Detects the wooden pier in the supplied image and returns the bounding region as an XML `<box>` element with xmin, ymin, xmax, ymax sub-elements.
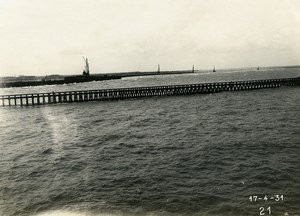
<box><xmin>0</xmin><ymin>77</ymin><xmax>299</xmax><ymax>107</ymax></box>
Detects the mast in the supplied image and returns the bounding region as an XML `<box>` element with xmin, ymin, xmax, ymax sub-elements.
<box><xmin>158</xmin><ymin>64</ymin><xmax>160</xmax><ymax>73</ymax></box>
<box><xmin>192</xmin><ymin>65</ymin><xmax>195</xmax><ymax>73</ymax></box>
<box><xmin>85</xmin><ymin>58</ymin><xmax>89</xmax><ymax>75</ymax></box>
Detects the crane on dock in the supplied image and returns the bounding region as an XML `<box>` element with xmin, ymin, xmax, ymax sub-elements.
<box><xmin>82</xmin><ymin>56</ymin><xmax>90</xmax><ymax>77</ymax></box>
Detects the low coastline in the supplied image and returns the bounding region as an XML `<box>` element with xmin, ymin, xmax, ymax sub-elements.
<box><xmin>0</xmin><ymin>70</ymin><xmax>194</xmax><ymax>88</ymax></box>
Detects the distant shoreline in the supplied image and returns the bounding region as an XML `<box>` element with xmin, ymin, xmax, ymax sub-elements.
<box><xmin>0</xmin><ymin>70</ymin><xmax>193</xmax><ymax>88</ymax></box>
<box><xmin>1</xmin><ymin>65</ymin><xmax>299</xmax><ymax>88</ymax></box>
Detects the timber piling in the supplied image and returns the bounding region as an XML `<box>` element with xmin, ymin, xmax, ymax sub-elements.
<box><xmin>0</xmin><ymin>77</ymin><xmax>299</xmax><ymax>107</ymax></box>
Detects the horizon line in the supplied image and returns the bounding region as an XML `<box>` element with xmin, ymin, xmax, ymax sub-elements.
<box><xmin>1</xmin><ymin>64</ymin><xmax>300</xmax><ymax>78</ymax></box>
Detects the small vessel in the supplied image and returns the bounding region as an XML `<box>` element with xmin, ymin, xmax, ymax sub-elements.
<box><xmin>257</xmin><ymin>66</ymin><xmax>260</xmax><ymax>70</ymax></box>
<box><xmin>192</xmin><ymin>65</ymin><xmax>195</xmax><ymax>73</ymax></box>
<box><xmin>157</xmin><ymin>64</ymin><xmax>160</xmax><ymax>74</ymax></box>
<box><xmin>213</xmin><ymin>66</ymin><xmax>216</xmax><ymax>72</ymax></box>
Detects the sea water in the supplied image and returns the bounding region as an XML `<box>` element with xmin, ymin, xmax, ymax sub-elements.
<box><xmin>0</xmin><ymin>68</ymin><xmax>299</xmax><ymax>216</ymax></box>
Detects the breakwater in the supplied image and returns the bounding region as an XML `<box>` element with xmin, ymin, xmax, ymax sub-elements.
<box><xmin>1</xmin><ymin>77</ymin><xmax>299</xmax><ymax>106</ymax></box>
<box><xmin>0</xmin><ymin>71</ymin><xmax>192</xmax><ymax>88</ymax></box>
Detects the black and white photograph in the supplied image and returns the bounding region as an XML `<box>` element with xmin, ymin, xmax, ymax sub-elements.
<box><xmin>0</xmin><ymin>0</ymin><xmax>299</xmax><ymax>215</ymax></box>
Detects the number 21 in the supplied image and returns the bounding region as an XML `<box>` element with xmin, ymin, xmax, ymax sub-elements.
<box><xmin>259</xmin><ymin>206</ymin><xmax>271</xmax><ymax>215</ymax></box>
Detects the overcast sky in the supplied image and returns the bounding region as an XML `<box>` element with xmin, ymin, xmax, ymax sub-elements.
<box><xmin>0</xmin><ymin>0</ymin><xmax>299</xmax><ymax>76</ymax></box>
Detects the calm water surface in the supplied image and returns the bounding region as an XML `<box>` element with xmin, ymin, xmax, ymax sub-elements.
<box><xmin>0</xmin><ymin>69</ymin><xmax>299</xmax><ymax>216</ymax></box>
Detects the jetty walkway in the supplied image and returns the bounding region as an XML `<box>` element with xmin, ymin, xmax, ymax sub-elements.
<box><xmin>0</xmin><ymin>77</ymin><xmax>299</xmax><ymax>107</ymax></box>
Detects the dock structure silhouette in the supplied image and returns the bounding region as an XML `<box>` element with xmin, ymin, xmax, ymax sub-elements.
<box><xmin>0</xmin><ymin>77</ymin><xmax>299</xmax><ymax>107</ymax></box>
